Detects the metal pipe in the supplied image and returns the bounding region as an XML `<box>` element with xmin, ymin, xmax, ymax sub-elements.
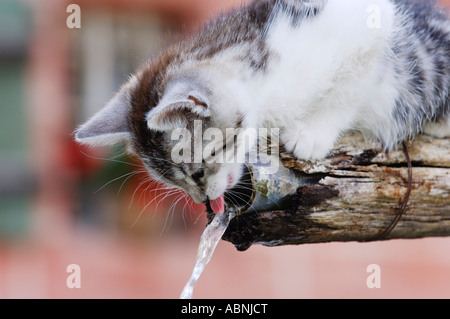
<box><xmin>224</xmin><ymin>154</ymin><xmax>319</xmax><ymax>215</ymax></box>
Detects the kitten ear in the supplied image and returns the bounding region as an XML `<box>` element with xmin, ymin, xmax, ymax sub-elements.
<box><xmin>147</xmin><ymin>95</ymin><xmax>211</xmax><ymax>131</ymax></box>
<box><xmin>75</xmin><ymin>84</ymin><xmax>132</xmax><ymax>146</ymax></box>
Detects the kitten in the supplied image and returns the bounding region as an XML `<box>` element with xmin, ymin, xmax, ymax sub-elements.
<box><xmin>75</xmin><ymin>0</ymin><xmax>449</xmax><ymax>214</ymax></box>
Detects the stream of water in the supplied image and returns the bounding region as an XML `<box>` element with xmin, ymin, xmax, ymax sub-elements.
<box><xmin>180</xmin><ymin>210</ymin><xmax>235</xmax><ymax>299</ymax></box>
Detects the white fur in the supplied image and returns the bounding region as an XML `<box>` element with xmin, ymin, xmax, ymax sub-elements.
<box><xmin>261</xmin><ymin>0</ymin><xmax>397</xmax><ymax>159</ymax></box>
<box><xmin>203</xmin><ymin>0</ymin><xmax>408</xmax><ymax>159</ymax></box>
<box><xmin>423</xmin><ymin>116</ymin><xmax>450</xmax><ymax>138</ymax></box>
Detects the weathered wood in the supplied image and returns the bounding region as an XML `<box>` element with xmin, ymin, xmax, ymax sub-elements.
<box><xmin>221</xmin><ymin>132</ymin><xmax>450</xmax><ymax>251</ymax></box>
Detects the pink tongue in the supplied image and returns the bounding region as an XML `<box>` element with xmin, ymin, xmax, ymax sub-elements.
<box><xmin>210</xmin><ymin>194</ymin><xmax>225</xmax><ymax>215</ymax></box>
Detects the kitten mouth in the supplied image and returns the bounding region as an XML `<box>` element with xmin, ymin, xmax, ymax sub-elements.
<box><xmin>209</xmin><ymin>175</ymin><xmax>234</xmax><ymax>214</ymax></box>
<box><xmin>209</xmin><ymin>194</ymin><xmax>225</xmax><ymax>215</ymax></box>
<box><xmin>207</xmin><ymin>175</ymin><xmax>234</xmax><ymax>214</ymax></box>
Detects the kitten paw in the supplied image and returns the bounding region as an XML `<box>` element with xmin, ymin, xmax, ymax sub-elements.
<box><xmin>281</xmin><ymin>129</ymin><xmax>335</xmax><ymax>161</ymax></box>
<box><xmin>423</xmin><ymin>116</ymin><xmax>450</xmax><ymax>138</ymax></box>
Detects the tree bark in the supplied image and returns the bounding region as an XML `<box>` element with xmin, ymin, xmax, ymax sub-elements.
<box><xmin>221</xmin><ymin>132</ymin><xmax>450</xmax><ymax>251</ymax></box>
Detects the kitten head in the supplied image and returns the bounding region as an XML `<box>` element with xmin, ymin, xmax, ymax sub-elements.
<box><xmin>75</xmin><ymin>62</ymin><xmax>255</xmax><ymax>208</ymax></box>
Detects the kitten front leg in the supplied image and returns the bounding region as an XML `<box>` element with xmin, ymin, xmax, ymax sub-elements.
<box><xmin>423</xmin><ymin>116</ymin><xmax>450</xmax><ymax>138</ymax></box>
<box><xmin>281</xmin><ymin>115</ymin><xmax>352</xmax><ymax>160</ymax></box>
<box><xmin>281</xmin><ymin>126</ymin><xmax>335</xmax><ymax>160</ymax></box>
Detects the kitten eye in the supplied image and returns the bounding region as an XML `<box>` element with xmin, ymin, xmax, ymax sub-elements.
<box><xmin>191</xmin><ymin>169</ymin><xmax>205</xmax><ymax>183</ymax></box>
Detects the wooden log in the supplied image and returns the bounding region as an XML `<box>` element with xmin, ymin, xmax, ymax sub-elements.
<box><xmin>221</xmin><ymin>132</ymin><xmax>450</xmax><ymax>251</ymax></box>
